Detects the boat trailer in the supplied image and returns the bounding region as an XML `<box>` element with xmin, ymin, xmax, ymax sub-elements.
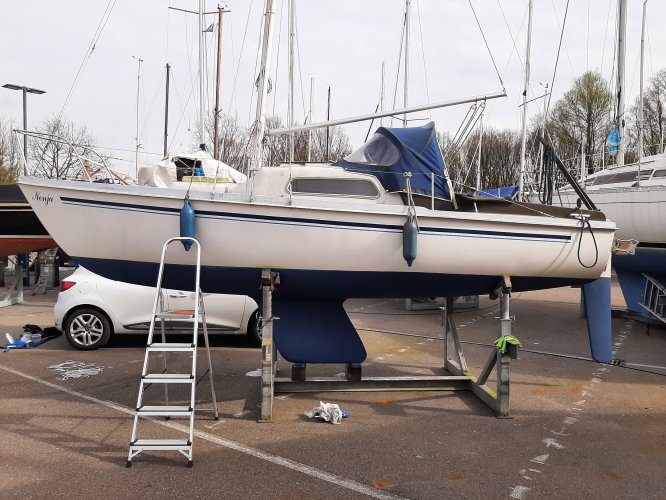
<box><xmin>258</xmin><ymin>270</ymin><xmax>518</xmax><ymax>421</ymax></box>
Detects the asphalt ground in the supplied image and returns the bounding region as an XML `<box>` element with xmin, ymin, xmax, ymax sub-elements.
<box><xmin>0</xmin><ymin>279</ymin><xmax>664</xmax><ymax>499</ymax></box>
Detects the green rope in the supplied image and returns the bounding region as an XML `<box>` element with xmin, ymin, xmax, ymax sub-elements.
<box><xmin>494</xmin><ymin>335</ymin><xmax>522</xmax><ymax>353</ymax></box>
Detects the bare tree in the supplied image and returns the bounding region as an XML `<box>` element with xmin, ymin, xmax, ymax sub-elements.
<box><xmin>627</xmin><ymin>68</ymin><xmax>666</xmax><ymax>157</ymax></box>
<box><xmin>547</xmin><ymin>71</ymin><xmax>613</xmax><ymax>173</ymax></box>
<box><xmin>30</xmin><ymin>116</ymin><xmax>98</xmax><ymax>179</ymax></box>
<box><xmin>0</xmin><ymin>117</ymin><xmax>20</xmax><ymax>184</ymax></box>
<box><xmin>439</xmin><ymin>127</ymin><xmax>520</xmax><ymax>191</ymax></box>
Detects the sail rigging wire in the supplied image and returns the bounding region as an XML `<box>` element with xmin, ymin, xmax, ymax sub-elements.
<box><xmin>227</xmin><ymin>0</ymin><xmax>256</xmax><ymax>117</ymax></box>
<box><xmin>599</xmin><ymin>0</ymin><xmax>614</xmax><ymax>77</ymax></box>
<box><xmin>391</xmin><ymin>4</ymin><xmax>407</xmax><ymax>124</ymax></box>
<box><xmin>543</xmin><ymin>0</ymin><xmax>570</xmax><ymax>127</ymax></box>
<box><xmin>183</xmin><ymin>14</ymin><xmax>199</xmax><ymax>130</ymax></box>
<box><xmin>140</xmin><ymin>71</ymin><xmax>166</xmax><ymax>142</ymax></box>
<box><xmin>415</xmin><ymin>0</ymin><xmax>431</xmax><ymax>119</ymax></box>
<box><xmin>59</xmin><ymin>0</ymin><xmax>118</xmax><ymax>119</ymax></box>
<box><xmin>467</xmin><ymin>0</ymin><xmax>505</xmax><ymax>89</ymax></box>
<box><xmin>168</xmin><ymin>69</ymin><xmax>195</xmax><ymax>154</ymax></box>
<box><xmin>496</xmin><ymin>0</ymin><xmax>526</xmax><ymax>72</ymax></box>
<box><xmin>270</xmin><ymin>0</ymin><xmax>285</xmax><ymax>119</ymax></box>
<box><xmin>295</xmin><ymin>9</ymin><xmax>308</xmax><ymax>125</ymax></box>
<box><xmin>549</xmin><ymin>0</ymin><xmax>576</xmax><ymax>79</ymax></box>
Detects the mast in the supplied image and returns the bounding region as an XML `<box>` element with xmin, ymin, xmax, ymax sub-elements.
<box><xmin>518</xmin><ymin>0</ymin><xmax>532</xmax><ymax>198</ymax></box>
<box><xmin>213</xmin><ymin>7</ymin><xmax>228</xmax><ymax>160</ymax></box>
<box><xmin>134</xmin><ymin>56</ymin><xmax>143</xmax><ymax>178</ymax></box>
<box><xmin>163</xmin><ymin>63</ymin><xmax>170</xmax><ymax>158</ymax></box>
<box><xmin>403</xmin><ymin>0</ymin><xmax>410</xmax><ymax>127</ymax></box>
<box><xmin>616</xmin><ymin>0</ymin><xmax>627</xmax><ymax>166</ymax></box>
<box><xmin>638</xmin><ymin>0</ymin><xmax>647</xmax><ymax>185</ymax></box>
<box><xmin>307</xmin><ymin>76</ymin><xmax>313</xmax><ymax>162</ymax></box>
<box><xmin>477</xmin><ymin>111</ymin><xmax>483</xmax><ymax>190</ymax></box>
<box><xmin>249</xmin><ymin>0</ymin><xmax>277</xmax><ymax>172</ymax></box>
<box><xmin>326</xmin><ymin>85</ymin><xmax>331</xmax><ymax>161</ymax></box>
<box><xmin>380</xmin><ymin>61</ymin><xmax>385</xmax><ymax>128</ymax></box>
<box><xmin>288</xmin><ymin>0</ymin><xmax>295</xmax><ymax>163</ymax></box>
<box><xmin>198</xmin><ymin>0</ymin><xmax>205</xmax><ymax>148</ymax></box>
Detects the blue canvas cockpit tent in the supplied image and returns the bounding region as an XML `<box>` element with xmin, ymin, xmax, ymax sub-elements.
<box><xmin>474</xmin><ymin>186</ymin><xmax>519</xmax><ymax>200</ymax></box>
<box><xmin>335</xmin><ymin>122</ymin><xmax>453</xmax><ymax>200</ymax></box>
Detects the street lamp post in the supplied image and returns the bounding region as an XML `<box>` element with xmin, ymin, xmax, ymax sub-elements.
<box><xmin>2</xmin><ymin>83</ymin><xmax>46</xmax><ymax>175</ymax></box>
<box><xmin>3</xmin><ymin>83</ymin><xmax>45</xmax><ymax>286</ymax></box>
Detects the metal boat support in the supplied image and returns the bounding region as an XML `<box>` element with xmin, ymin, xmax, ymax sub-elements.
<box><xmin>259</xmin><ymin>269</ymin><xmax>279</xmax><ymax>422</ymax></box>
<box><xmin>0</xmin><ymin>256</ymin><xmax>24</xmax><ymax>308</ymax></box>
<box><xmin>260</xmin><ymin>273</ymin><xmax>518</xmax><ymax>419</ymax></box>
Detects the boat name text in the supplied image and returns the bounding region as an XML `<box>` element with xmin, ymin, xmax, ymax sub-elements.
<box><xmin>32</xmin><ymin>192</ymin><xmax>54</xmax><ymax>206</ymax></box>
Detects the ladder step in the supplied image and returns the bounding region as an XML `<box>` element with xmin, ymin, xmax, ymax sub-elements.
<box><xmin>156</xmin><ymin>310</ymin><xmax>198</xmax><ymax>319</ymax></box>
<box><xmin>137</xmin><ymin>405</ymin><xmax>193</xmax><ymax>416</ymax></box>
<box><xmin>147</xmin><ymin>343</ymin><xmax>196</xmax><ymax>352</ymax></box>
<box><xmin>130</xmin><ymin>439</ymin><xmax>191</xmax><ymax>450</ymax></box>
<box><xmin>142</xmin><ymin>373</ymin><xmax>194</xmax><ymax>384</ymax></box>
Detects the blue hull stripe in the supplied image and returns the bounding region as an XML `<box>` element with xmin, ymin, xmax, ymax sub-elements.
<box><xmin>61</xmin><ymin>195</ymin><xmax>571</xmax><ymax>243</ymax></box>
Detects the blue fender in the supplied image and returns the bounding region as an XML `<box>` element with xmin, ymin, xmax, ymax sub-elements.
<box><xmin>403</xmin><ymin>219</ymin><xmax>418</xmax><ymax>267</ymax></box>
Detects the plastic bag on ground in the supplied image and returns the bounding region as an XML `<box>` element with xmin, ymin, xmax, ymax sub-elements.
<box><xmin>304</xmin><ymin>401</ymin><xmax>346</xmax><ymax>424</ymax></box>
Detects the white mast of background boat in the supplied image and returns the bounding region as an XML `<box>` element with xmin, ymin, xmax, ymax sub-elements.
<box><xmin>198</xmin><ymin>0</ymin><xmax>205</xmax><ymax>148</ymax></box>
<box><xmin>517</xmin><ymin>0</ymin><xmax>533</xmax><ymax>198</ymax></box>
<box><xmin>637</xmin><ymin>0</ymin><xmax>648</xmax><ymax>185</ymax></box>
<box><xmin>615</xmin><ymin>0</ymin><xmax>627</xmax><ymax>167</ymax></box>
<box><xmin>403</xmin><ymin>0</ymin><xmax>410</xmax><ymax>127</ymax></box>
<box><xmin>249</xmin><ymin>0</ymin><xmax>277</xmax><ymax>172</ymax></box>
<box><xmin>288</xmin><ymin>0</ymin><xmax>295</xmax><ymax>163</ymax></box>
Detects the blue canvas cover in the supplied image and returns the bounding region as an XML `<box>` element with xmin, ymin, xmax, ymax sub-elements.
<box><xmin>475</xmin><ymin>186</ymin><xmax>519</xmax><ymax>200</ymax></box>
<box><xmin>334</xmin><ymin>122</ymin><xmax>451</xmax><ymax>200</ymax></box>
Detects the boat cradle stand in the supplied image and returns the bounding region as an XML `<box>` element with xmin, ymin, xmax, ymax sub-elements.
<box><xmin>259</xmin><ymin>271</ymin><xmax>518</xmax><ymax>421</ymax></box>
<box><xmin>0</xmin><ymin>255</ymin><xmax>24</xmax><ymax>308</ymax></box>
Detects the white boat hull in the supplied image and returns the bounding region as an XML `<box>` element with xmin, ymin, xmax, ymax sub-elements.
<box><xmin>19</xmin><ymin>178</ymin><xmax>616</xmax><ymax>299</ymax></box>
<box><xmin>556</xmin><ymin>186</ymin><xmax>666</xmax><ymax>245</ymax></box>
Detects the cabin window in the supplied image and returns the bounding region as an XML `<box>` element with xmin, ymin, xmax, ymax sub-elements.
<box><xmin>289</xmin><ymin>178</ymin><xmax>380</xmax><ymax>197</ymax></box>
<box><xmin>343</xmin><ymin>133</ymin><xmax>400</xmax><ymax>166</ymax></box>
<box><xmin>637</xmin><ymin>169</ymin><xmax>653</xmax><ymax>180</ymax></box>
<box><xmin>652</xmin><ymin>169</ymin><xmax>666</xmax><ymax>178</ymax></box>
<box><xmin>592</xmin><ymin>171</ymin><xmax>639</xmax><ymax>185</ymax></box>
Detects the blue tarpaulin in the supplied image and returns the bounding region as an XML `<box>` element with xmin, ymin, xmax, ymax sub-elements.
<box><xmin>607</xmin><ymin>127</ymin><xmax>621</xmax><ymax>156</ymax></box>
<box><xmin>475</xmin><ymin>186</ymin><xmax>519</xmax><ymax>199</ymax></box>
<box><xmin>334</xmin><ymin>122</ymin><xmax>451</xmax><ymax>200</ymax></box>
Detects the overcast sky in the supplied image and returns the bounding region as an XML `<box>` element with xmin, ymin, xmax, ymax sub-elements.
<box><xmin>2</xmin><ymin>0</ymin><xmax>665</xmax><ymax>176</ymax></box>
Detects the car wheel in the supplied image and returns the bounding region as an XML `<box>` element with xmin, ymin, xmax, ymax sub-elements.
<box><xmin>246</xmin><ymin>309</ymin><xmax>261</xmax><ymax>346</ymax></box>
<box><xmin>64</xmin><ymin>307</ymin><xmax>112</xmax><ymax>350</ymax></box>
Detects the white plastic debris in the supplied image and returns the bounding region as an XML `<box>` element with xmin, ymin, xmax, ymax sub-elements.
<box><xmin>304</xmin><ymin>401</ymin><xmax>344</xmax><ymax>425</ymax></box>
<box><xmin>48</xmin><ymin>360</ymin><xmax>105</xmax><ymax>380</ymax></box>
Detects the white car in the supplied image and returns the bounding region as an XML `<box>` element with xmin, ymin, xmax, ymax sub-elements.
<box><xmin>54</xmin><ymin>267</ymin><xmax>260</xmax><ymax>350</ymax></box>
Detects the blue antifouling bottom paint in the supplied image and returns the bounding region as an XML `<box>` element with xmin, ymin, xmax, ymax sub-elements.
<box><xmin>582</xmin><ymin>277</ymin><xmax>613</xmax><ymax>364</ymax></box>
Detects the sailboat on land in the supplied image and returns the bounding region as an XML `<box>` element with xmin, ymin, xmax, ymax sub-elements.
<box><xmin>19</xmin><ymin>0</ymin><xmax>617</xmax><ymax>362</ymax></box>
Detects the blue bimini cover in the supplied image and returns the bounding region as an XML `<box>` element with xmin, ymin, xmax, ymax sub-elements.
<box><xmin>334</xmin><ymin>121</ymin><xmax>451</xmax><ymax>200</ymax></box>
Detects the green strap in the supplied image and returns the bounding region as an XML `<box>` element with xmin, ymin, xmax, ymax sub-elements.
<box><xmin>494</xmin><ymin>335</ymin><xmax>522</xmax><ymax>353</ymax></box>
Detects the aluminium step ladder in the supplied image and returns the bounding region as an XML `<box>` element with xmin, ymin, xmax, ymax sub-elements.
<box><xmin>639</xmin><ymin>273</ymin><xmax>666</xmax><ymax>325</ymax></box>
<box><xmin>33</xmin><ymin>248</ymin><xmax>58</xmax><ymax>295</ymax></box>
<box><xmin>127</xmin><ymin>237</ymin><xmax>218</xmax><ymax>468</ymax></box>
